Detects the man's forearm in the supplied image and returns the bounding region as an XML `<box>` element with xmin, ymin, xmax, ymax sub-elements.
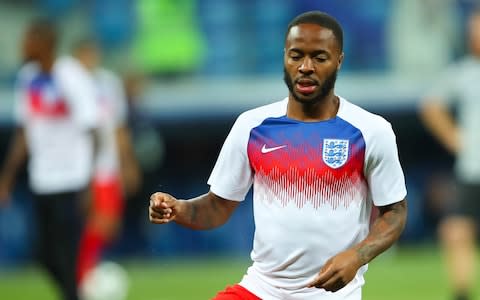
<box><xmin>175</xmin><ymin>192</ymin><xmax>238</xmax><ymax>230</ymax></box>
<box><xmin>116</xmin><ymin>126</ymin><xmax>141</xmax><ymax>195</ymax></box>
<box><xmin>353</xmin><ymin>200</ymin><xmax>407</xmax><ymax>265</ymax></box>
<box><xmin>420</xmin><ymin>101</ymin><xmax>460</xmax><ymax>154</ymax></box>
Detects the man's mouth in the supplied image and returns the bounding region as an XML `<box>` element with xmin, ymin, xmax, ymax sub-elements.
<box><xmin>295</xmin><ymin>78</ymin><xmax>318</xmax><ymax>94</ymax></box>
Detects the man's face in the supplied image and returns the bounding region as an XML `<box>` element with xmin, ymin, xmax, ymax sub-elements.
<box><xmin>76</xmin><ymin>45</ymin><xmax>101</xmax><ymax>71</ymax></box>
<box><xmin>21</xmin><ymin>29</ymin><xmax>41</xmax><ymax>62</ymax></box>
<box><xmin>283</xmin><ymin>23</ymin><xmax>343</xmax><ymax>104</ymax></box>
<box><xmin>21</xmin><ymin>27</ymin><xmax>54</xmax><ymax>63</ymax></box>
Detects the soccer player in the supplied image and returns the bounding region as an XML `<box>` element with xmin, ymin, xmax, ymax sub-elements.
<box><xmin>149</xmin><ymin>11</ymin><xmax>407</xmax><ymax>299</ymax></box>
<box><xmin>0</xmin><ymin>20</ymin><xmax>98</xmax><ymax>300</ymax></box>
<box><xmin>420</xmin><ymin>10</ymin><xmax>480</xmax><ymax>300</ymax></box>
<box><xmin>72</xmin><ymin>39</ymin><xmax>141</xmax><ymax>289</ymax></box>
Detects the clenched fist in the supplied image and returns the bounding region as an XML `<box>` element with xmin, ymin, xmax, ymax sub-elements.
<box><xmin>149</xmin><ymin>192</ymin><xmax>182</xmax><ymax>224</ymax></box>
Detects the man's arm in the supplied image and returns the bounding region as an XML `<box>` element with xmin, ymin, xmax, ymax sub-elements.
<box><xmin>116</xmin><ymin>126</ymin><xmax>141</xmax><ymax>196</ymax></box>
<box><xmin>419</xmin><ymin>99</ymin><xmax>460</xmax><ymax>154</ymax></box>
<box><xmin>149</xmin><ymin>191</ymin><xmax>240</xmax><ymax>230</ymax></box>
<box><xmin>354</xmin><ymin>199</ymin><xmax>407</xmax><ymax>263</ymax></box>
<box><xmin>0</xmin><ymin>127</ymin><xmax>28</xmax><ymax>204</ymax></box>
<box><xmin>308</xmin><ymin>199</ymin><xmax>407</xmax><ymax>292</ymax></box>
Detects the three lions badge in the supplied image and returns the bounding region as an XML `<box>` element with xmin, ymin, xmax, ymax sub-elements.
<box><xmin>323</xmin><ymin>139</ymin><xmax>349</xmax><ymax>169</ymax></box>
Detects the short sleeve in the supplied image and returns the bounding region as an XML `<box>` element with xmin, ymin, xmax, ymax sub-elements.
<box><xmin>207</xmin><ymin>115</ymin><xmax>254</xmax><ymax>201</ymax></box>
<box><xmin>54</xmin><ymin>56</ymin><xmax>98</xmax><ymax>130</ymax></box>
<box><xmin>13</xmin><ymin>63</ymin><xmax>38</xmax><ymax>126</ymax></box>
<box><xmin>423</xmin><ymin>63</ymin><xmax>459</xmax><ymax>106</ymax></box>
<box><xmin>365</xmin><ymin>123</ymin><xmax>407</xmax><ymax>206</ymax></box>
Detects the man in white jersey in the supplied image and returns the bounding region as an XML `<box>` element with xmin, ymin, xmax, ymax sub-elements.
<box><xmin>149</xmin><ymin>11</ymin><xmax>408</xmax><ymax>300</ymax></box>
<box><xmin>0</xmin><ymin>20</ymin><xmax>98</xmax><ymax>300</ymax></box>
<box><xmin>72</xmin><ymin>39</ymin><xmax>141</xmax><ymax>289</ymax></box>
<box><xmin>420</xmin><ymin>10</ymin><xmax>480</xmax><ymax>300</ymax></box>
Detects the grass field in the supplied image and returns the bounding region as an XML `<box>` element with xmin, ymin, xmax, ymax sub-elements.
<box><xmin>0</xmin><ymin>246</ymin><xmax>477</xmax><ymax>300</ymax></box>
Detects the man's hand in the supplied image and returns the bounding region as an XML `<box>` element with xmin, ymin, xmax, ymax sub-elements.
<box><xmin>308</xmin><ymin>200</ymin><xmax>407</xmax><ymax>292</ymax></box>
<box><xmin>149</xmin><ymin>192</ymin><xmax>182</xmax><ymax>224</ymax></box>
<box><xmin>307</xmin><ymin>249</ymin><xmax>362</xmax><ymax>292</ymax></box>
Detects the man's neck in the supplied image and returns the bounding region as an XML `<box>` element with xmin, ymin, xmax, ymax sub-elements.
<box><xmin>286</xmin><ymin>92</ymin><xmax>339</xmax><ymax>122</ymax></box>
<box><xmin>38</xmin><ymin>54</ymin><xmax>55</xmax><ymax>73</ymax></box>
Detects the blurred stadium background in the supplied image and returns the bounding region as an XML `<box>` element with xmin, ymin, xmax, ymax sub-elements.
<box><xmin>0</xmin><ymin>0</ymin><xmax>478</xmax><ymax>299</ymax></box>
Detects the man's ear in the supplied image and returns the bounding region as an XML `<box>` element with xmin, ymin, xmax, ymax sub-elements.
<box><xmin>337</xmin><ymin>52</ymin><xmax>344</xmax><ymax>71</ymax></box>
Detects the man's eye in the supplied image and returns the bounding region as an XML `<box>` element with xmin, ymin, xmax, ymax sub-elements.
<box><xmin>315</xmin><ymin>57</ymin><xmax>327</xmax><ymax>62</ymax></box>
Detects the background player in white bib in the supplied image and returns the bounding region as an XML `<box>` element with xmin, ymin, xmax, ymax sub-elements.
<box><xmin>71</xmin><ymin>39</ymin><xmax>141</xmax><ymax>292</ymax></box>
<box><xmin>149</xmin><ymin>11</ymin><xmax>407</xmax><ymax>300</ymax></box>
<box><xmin>0</xmin><ymin>19</ymin><xmax>99</xmax><ymax>300</ymax></box>
<box><xmin>420</xmin><ymin>10</ymin><xmax>480</xmax><ymax>300</ymax></box>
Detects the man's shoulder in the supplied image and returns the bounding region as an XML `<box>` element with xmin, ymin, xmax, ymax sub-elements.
<box><xmin>53</xmin><ymin>55</ymin><xmax>97</xmax><ymax>93</ymax></box>
<box><xmin>339</xmin><ymin>97</ymin><xmax>392</xmax><ymax>135</ymax></box>
<box><xmin>53</xmin><ymin>55</ymin><xmax>90</xmax><ymax>79</ymax></box>
<box><xmin>16</xmin><ymin>62</ymin><xmax>40</xmax><ymax>82</ymax></box>
<box><xmin>54</xmin><ymin>55</ymin><xmax>78</xmax><ymax>70</ymax></box>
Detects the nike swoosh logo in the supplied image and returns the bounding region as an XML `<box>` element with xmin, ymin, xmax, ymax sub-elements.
<box><xmin>261</xmin><ymin>144</ymin><xmax>287</xmax><ymax>154</ymax></box>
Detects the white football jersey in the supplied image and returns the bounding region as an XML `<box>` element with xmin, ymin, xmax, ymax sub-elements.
<box><xmin>208</xmin><ymin>97</ymin><xmax>407</xmax><ymax>299</ymax></box>
<box><xmin>14</xmin><ymin>56</ymin><xmax>98</xmax><ymax>194</ymax></box>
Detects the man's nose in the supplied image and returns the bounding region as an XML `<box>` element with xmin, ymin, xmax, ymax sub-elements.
<box><xmin>299</xmin><ymin>57</ymin><xmax>314</xmax><ymax>74</ymax></box>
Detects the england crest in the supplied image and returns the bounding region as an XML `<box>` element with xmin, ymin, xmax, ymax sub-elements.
<box><xmin>323</xmin><ymin>139</ymin><xmax>349</xmax><ymax>169</ymax></box>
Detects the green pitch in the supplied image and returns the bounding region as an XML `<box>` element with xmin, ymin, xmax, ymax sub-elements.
<box><xmin>0</xmin><ymin>246</ymin><xmax>477</xmax><ymax>300</ymax></box>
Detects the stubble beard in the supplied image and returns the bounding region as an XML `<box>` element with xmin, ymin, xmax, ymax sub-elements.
<box><xmin>283</xmin><ymin>68</ymin><xmax>338</xmax><ymax>106</ymax></box>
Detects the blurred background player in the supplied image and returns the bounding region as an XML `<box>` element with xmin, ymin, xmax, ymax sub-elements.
<box><xmin>420</xmin><ymin>9</ymin><xmax>480</xmax><ymax>300</ymax></box>
<box><xmin>72</xmin><ymin>38</ymin><xmax>141</xmax><ymax>292</ymax></box>
<box><xmin>0</xmin><ymin>19</ymin><xmax>98</xmax><ymax>300</ymax></box>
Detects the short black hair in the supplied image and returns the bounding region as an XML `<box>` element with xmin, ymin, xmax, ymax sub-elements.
<box><xmin>28</xmin><ymin>17</ymin><xmax>58</xmax><ymax>46</ymax></box>
<box><xmin>286</xmin><ymin>11</ymin><xmax>343</xmax><ymax>51</ymax></box>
